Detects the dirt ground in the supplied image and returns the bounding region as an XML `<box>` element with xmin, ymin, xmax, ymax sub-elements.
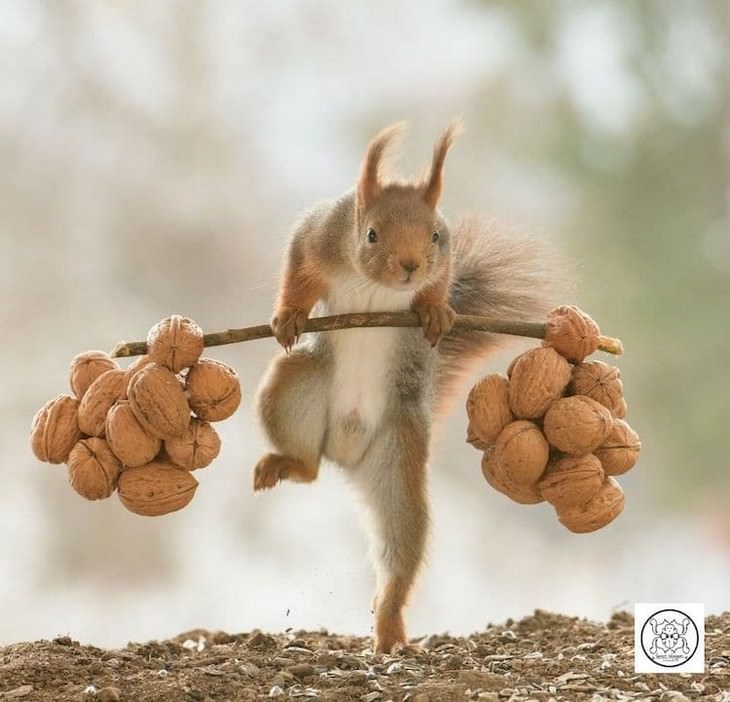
<box><xmin>1</xmin><ymin>611</ymin><xmax>728</xmax><ymax>702</ymax></box>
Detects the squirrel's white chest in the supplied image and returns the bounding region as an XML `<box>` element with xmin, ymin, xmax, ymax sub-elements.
<box><xmin>321</xmin><ymin>276</ymin><xmax>413</xmax><ymax>465</ymax></box>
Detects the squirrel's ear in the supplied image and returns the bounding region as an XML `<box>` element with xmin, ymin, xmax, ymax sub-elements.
<box><xmin>422</xmin><ymin>118</ymin><xmax>462</xmax><ymax>209</ymax></box>
<box><xmin>358</xmin><ymin>122</ymin><xmax>405</xmax><ymax>211</ymax></box>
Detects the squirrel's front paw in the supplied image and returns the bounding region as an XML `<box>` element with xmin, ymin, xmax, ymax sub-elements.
<box><xmin>412</xmin><ymin>301</ymin><xmax>456</xmax><ymax>347</ymax></box>
<box><xmin>254</xmin><ymin>453</ymin><xmax>291</xmax><ymax>491</ymax></box>
<box><xmin>254</xmin><ymin>453</ymin><xmax>318</xmax><ymax>491</ymax></box>
<box><xmin>271</xmin><ymin>306</ymin><xmax>309</xmax><ymax>352</ymax></box>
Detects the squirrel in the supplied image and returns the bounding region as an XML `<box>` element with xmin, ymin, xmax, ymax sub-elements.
<box><xmin>254</xmin><ymin>121</ymin><xmax>555</xmax><ymax>653</ymax></box>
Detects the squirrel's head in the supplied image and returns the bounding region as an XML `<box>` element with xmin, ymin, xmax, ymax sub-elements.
<box><xmin>354</xmin><ymin>121</ymin><xmax>461</xmax><ymax>292</ymax></box>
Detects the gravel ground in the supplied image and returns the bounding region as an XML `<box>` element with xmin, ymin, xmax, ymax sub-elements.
<box><xmin>1</xmin><ymin>611</ymin><xmax>729</xmax><ymax>701</ymax></box>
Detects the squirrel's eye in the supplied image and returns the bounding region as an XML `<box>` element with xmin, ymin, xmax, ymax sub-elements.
<box><xmin>432</xmin><ymin>230</ymin><xmax>440</xmax><ymax>243</ymax></box>
<box><xmin>367</xmin><ymin>228</ymin><xmax>378</xmax><ymax>243</ymax></box>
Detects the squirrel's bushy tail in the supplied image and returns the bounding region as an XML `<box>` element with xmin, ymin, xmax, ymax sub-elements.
<box><xmin>435</xmin><ymin>216</ymin><xmax>560</xmax><ymax>414</ymax></box>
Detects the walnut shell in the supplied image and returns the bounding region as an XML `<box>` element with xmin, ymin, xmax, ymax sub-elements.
<box><xmin>186</xmin><ymin>358</ymin><xmax>241</xmax><ymax>422</ymax></box>
<box><xmin>557</xmin><ymin>476</ymin><xmax>625</xmax><ymax>533</ymax></box>
<box><xmin>543</xmin><ymin>396</ymin><xmax>613</xmax><ymax>455</ymax></box>
<box><xmin>105</xmin><ymin>400</ymin><xmax>161</xmax><ymax>468</ymax></box>
<box><xmin>164</xmin><ymin>417</ymin><xmax>221</xmax><ymax>470</ymax></box>
<box><xmin>481</xmin><ymin>451</ymin><xmax>544</xmax><ymax>505</ymax></box>
<box><xmin>67</xmin><ymin>437</ymin><xmax>122</xmax><ymax>500</ymax></box>
<box><xmin>147</xmin><ymin>315</ymin><xmax>205</xmax><ymax>373</ymax></box>
<box><xmin>543</xmin><ymin>305</ymin><xmax>601</xmax><ymax>363</ymax></box>
<box><xmin>77</xmin><ymin>369</ymin><xmax>127</xmax><ymax>437</ymax></box>
<box><xmin>569</xmin><ymin>361</ymin><xmax>624</xmax><ymax>417</ymax></box>
<box><xmin>30</xmin><ymin>394</ymin><xmax>82</xmax><ymax>464</ymax></box>
<box><xmin>539</xmin><ymin>454</ymin><xmax>604</xmax><ymax>511</ymax></box>
<box><xmin>69</xmin><ymin>351</ymin><xmax>119</xmax><ymax>400</ymax></box>
<box><xmin>594</xmin><ymin>419</ymin><xmax>641</xmax><ymax>476</ymax></box>
<box><xmin>508</xmin><ymin>347</ymin><xmax>572</xmax><ymax>419</ymax></box>
<box><xmin>615</xmin><ymin>397</ymin><xmax>628</xmax><ymax>419</ymax></box>
<box><xmin>128</xmin><ymin>364</ymin><xmax>191</xmax><ymax>440</ymax></box>
<box><xmin>124</xmin><ymin>354</ymin><xmax>154</xmax><ymax>384</ymax></box>
<box><xmin>118</xmin><ymin>461</ymin><xmax>198</xmax><ymax>516</ymax></box>
<box><xmin>494</xmin><ymin>420</ymin><xmax>550</xmax><ymax>485</ymax></box>
<box><xmin>466</xmin><ymin>374</ymin><xmax>513</xmax><ymax>449</ymax></box>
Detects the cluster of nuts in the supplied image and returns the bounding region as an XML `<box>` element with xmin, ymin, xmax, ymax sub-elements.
<box><xmin>467</xmin><ymin>306</ymin><xmax>641</xmax><ymax>533</ymax></box>
<box><xmin>30</xmin><ymin>316</ymin><xmax>241</xmax><ymax>517</ymax></box>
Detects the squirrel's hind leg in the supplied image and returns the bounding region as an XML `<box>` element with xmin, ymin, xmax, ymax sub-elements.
<box><xmin>353</xmin><ymin>409</ymin><xmax>430</xmax><ymax>654</ymax></box>
<box><xmin>255</xmin><ymin>348</ymin><xmax>329</xmax><ymax>491</ymax></box>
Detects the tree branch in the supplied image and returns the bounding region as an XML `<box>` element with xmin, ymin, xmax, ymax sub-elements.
<box><xmin>111</xmin><ymin>312</ymin><xmax>623</xmax><ymax>358</ymax></box>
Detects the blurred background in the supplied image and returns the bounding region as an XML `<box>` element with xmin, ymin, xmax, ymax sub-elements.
<box><xmin>2</xmin><ymin>0</ymin><xmax>729</xmax><ymax>647</ymax></box>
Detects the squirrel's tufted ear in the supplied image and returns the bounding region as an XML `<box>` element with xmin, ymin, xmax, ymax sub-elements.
<box><xmin>422</xmin><ymin>118</ymin><xmax>462</xmax><ymax>209</ymax></box>
<box><xmin>357</xmin><ymin>122</ymin><xmax>405</xmax><ymax>211</ymax></box>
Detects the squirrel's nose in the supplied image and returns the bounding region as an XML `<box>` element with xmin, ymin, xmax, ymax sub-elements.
<box><xmin>400</xmin><ymin>259</ymin><xmax>420</xmax><ymax>274</ymax></box>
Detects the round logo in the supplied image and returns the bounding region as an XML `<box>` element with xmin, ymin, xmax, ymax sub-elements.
<box><xmin>640</xmin><ymin>608</ymin><xmax>699</xmax><ymax>668</ymax></box>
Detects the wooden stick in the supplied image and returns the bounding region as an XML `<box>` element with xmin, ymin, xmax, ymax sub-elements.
<box><xmin>111</xmin><ymin>312</ymin><xmax>623</xmax><ymax>358</ymax></box>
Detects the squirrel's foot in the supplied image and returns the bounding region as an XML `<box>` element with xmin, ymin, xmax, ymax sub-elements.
<box><xmin>253</xmin><ymin>453</ymin><xmax>317</xmax><ymax>491</ymax></box>
<box><xmin>374</xmin><ymin>614</ymin><xmax>407</xmax><ymax>654</ymax></box>
<box><xmin>412</xmin><ymin>300</ymin><xmax>456</xmax><ymax>347</ymax></box>
<box><xmin>271</xmin><ymin>306</ymin><xmax>309</xmax><ymax>352</ymax></box>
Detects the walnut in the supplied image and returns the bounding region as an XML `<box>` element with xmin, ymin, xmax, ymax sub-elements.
<box><xmin>508</xmin><ymin>347</ymin><xmax>572</xmax><ymax>419</ymax></box>
<box><xmin>127</xmin><ymin>364</ymin><xmax>191</xmax><ymax>440</ymax></box>
<box><xmin>124</xmin><ymin>354</ymin><xmax>154</xmax><ymax>384</ymax></box>
<box><xmin>543</xmin><ymin>305</ymin><xmax>601</xmax><ymax>363</ymax></box>
<box><xmin>538</xmin><ymin>454</ymin><xmax>604</xmax><ymax>511</ymax></box>
<box><xmin>186</xmin><ymin>358</ymin><xmax>241</xmax><ymax>422</ymax></box>
<box><xmin>77</xmin><ymin>369</ymin><xmax>127</xmax><ymax>437</ymax></box>
<box><xmin>67</xmin><ymin>437</ymin><xmax>122</xmax><ymax>500</ymax></box>
<box><xmin>164</xmin><ymin>417</ymin><xmax>221</xmax><ymax>470</ymax></box>
<box><xmin>105</xmin><ymin>400</ymin><xmax>161</xmax><ymax>468</ymax></box>
<box><xmin>466</xmin><ymin>374</ymin><xmax>512</xmax><ymax>449</ymax></box>
<box><xmin>30</xmin><ymin>394</ymin><xmax>82</xmax><ymax>464</ymax></box>
<box><xmin>118</xmin><ymin>461</ymin><xmax>199</xmax><ymax>516</ymax></box>
<box><xmin>543</xmin><ymin>396</ymin><xmax>613</xmax><ymax>455</ymax></box>
<box><xmin>481</xmin><ymin>451</ymin><xmax>544</xmax><ymax>505</ymax></box>
<box><xmin>557</xmin><ymin>477</ymin><xmax>625</xmax><ymax>533</ymax></box>
<box><xmin>506</xmin><ymin>354</ymin><xmax>518</xmax><ymax>379</ymax></box>
<box><xmin>494</xmin><ymin>420</ymin><xmax>550</xmax><ymax>485</ymax></box>
<box><xmin>569</xmin><ymin>361</ymin><xmax>624</xmax><ymax>417</ymax></box>
<box><xmin>69</xmin><ymin>351</ymin><xmax>119</xmax><ymax>400</ymax></box>
<box><xmin>594</xmin><ymin>419</ymin><xmax>641</xmax><ymax>476</ymax></box>
<box><xmin>147</xmin><ymin>315</ymin><xmax>205</xmax><ymax>373</ymax></box>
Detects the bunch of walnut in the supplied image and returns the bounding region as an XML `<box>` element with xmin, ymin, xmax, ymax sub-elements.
<box><xmin>466</xmin><ymin>306</ymin><xmax>641</xmax><ymax>533</ymax></box>
<box><xmin>30</xmin><ymin>316</ymin><xmax>241</xmax><ymax>517</ymax></box>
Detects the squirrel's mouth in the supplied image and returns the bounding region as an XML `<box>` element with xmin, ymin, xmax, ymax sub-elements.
<box><xmin>389</xmin><ymin>277</ymin><xmax>421</xmax><ymax>292</ymax></box>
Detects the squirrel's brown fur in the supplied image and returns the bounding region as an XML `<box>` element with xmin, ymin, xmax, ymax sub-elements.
<box><xmin>254</xmin><ymin>121</ymin><xmax>555</xmax><ymax>653</ymax></box>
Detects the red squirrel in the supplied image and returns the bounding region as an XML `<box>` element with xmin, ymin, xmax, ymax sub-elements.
<box><xmin>254</xmin><ymin>121</ymin><xmax>554</xmax><ymax>653</ymax></box>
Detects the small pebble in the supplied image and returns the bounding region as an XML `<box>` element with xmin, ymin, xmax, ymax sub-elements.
<box><xmin>97</xmin><ymin>688</ymin><xmax>122</xmax><ymax>702</ymax></box>
<box><xmin>270</xmin><ymin>673</ymin><xmax>286</xmax><ymax>689</ymax></box>
<box><xmin>240</xmin><ymin>662</ymin><xmax>261</xmax><ymax>677</ymax></box>
<box><xmin>660</xmin><ymin>693</ymin><xmax>690</xmax><ymax>702</ymax></box>
<box><xmin>287</xmin><ymin>663</ymin><xmax>315</xmax><ymax>678</ymax></box>
<box><xmin>420</xmin><ymin>635</ymin><xmax>439</xmax><ymax>650</ymax></box>
<box><xmin>273</xmin><ymin>657</ymin><xmax>295</xmax><ymax>666</ymax></box>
